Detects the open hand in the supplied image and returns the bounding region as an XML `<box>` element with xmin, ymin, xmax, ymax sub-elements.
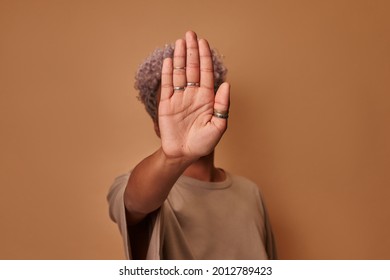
<box><xmin>158</xmin><ymin>31</ymin><xmax>230</xmax><ymax>162</ymax></box>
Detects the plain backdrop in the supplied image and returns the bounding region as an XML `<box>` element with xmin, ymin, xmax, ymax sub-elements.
<box><xmin>1</xmin><ymin>0</ymin><xmax>389</xmax><ymax>259</ymax></box>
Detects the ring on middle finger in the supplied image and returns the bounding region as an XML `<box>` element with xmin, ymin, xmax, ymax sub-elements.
<box><xmin>187</xmin><ymin>82</ymin><xmax>200</xmax><ymax>87</ymax></box>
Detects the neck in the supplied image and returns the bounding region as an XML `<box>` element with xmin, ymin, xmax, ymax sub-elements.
<box><xmin>183</xmin><ymin>152</ymin><xmax>225</xmax><ymax>182</ymax></box>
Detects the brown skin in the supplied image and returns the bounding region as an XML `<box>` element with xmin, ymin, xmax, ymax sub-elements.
<box><xmin>124</xmin><ymin>31</ymin><xmax>230</xmax><ymax>227</ymax></box>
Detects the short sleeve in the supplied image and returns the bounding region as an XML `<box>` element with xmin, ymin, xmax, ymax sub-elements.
<box><xmin>263</xmin><ymin>205</ymin><xmax>278</xmax><ymax>259</ymax></box>
<box><xmin>255</xmin><ymin>184</ymin><xmax>278</xmax><ymax>260</ymax></box>
<box><xmin>107</xmin><ymin>172</ymin><xmax>163</xmax><ymax>259</ymax></box>
<box><xmin>107</xmin><ymin>173</ymin><xmax>132</xmax><ymax>259</ymax></box>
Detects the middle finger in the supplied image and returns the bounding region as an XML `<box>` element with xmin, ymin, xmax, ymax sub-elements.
<box><xmin>185</xmin><ymin>31</ymin><xmax>200</xmax><ymax>86</ymax></box>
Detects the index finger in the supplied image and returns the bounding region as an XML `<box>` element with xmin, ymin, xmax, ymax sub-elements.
<box><xmin>198</xmin><ymin>38</ymin><xmax>214</xmax><ymax>91</ymax></box>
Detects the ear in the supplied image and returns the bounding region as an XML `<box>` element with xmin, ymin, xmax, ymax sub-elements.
<box><xmin>153</xmin><ymin>120</ymin><xmax>161</xmax><ymax>138</ymax></box>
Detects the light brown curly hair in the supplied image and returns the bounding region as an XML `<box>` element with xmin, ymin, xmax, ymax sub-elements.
<box><xmin>135</xmin><ymin>44</ymin><xmax>227</xmax><ymax>122</ymax></box>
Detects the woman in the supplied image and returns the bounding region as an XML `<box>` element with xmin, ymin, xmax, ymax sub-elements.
<box><xmin>108</xmin><ymin>31</ymin><xmax>277</xmax><ymax>260</ymax></box>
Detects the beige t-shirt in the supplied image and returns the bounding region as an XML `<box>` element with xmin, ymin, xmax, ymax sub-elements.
<box><xmin>107</xmin><ymin>171</ymin><xmax>277</xmax><ymax>260</ymax></box>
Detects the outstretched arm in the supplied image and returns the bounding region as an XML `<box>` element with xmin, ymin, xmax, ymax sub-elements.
<box><xmin>124</xmin><ymin>31</ymin><xmax>230</xmax><ymax>224</ymax></box>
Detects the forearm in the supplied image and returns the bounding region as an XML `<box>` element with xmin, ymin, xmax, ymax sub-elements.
<box><xmin>124</xmin><ymin>147</ymin><xmax>193</xmax><ymax>224</ymax></box>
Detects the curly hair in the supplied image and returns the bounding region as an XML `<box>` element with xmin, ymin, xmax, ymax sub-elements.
<box><xmin>135</xmin><ymin>44</ymin><xmax>227</xmax><ymax>122</ymax></box>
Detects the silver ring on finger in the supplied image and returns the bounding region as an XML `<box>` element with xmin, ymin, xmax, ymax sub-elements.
<box><xmin>213</xmin><ymin>109</ymin><xmax>229</xmax><ymax>119</ymax></box>
<box><xmin>174</xmin><ymin>66</ymin><xmax>186</xmax><ymax>70</ymax></box>
<box><xmin>173</xmin><ymin>86</ymin><xmax>186</xmax><ymax>91</ymax></box>
<box><xmin>186</xmin><ymin>82</ymin><xmax>200</xmax><ymax>87</ymax></box>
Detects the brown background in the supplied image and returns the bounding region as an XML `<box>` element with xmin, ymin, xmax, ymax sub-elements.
<box><xmin>1</xmin><ymin>0</ymin><xmax>389</xmax><ymax>259</ymax></box>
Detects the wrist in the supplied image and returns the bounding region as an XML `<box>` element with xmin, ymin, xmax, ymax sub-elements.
<box><xmin>157</xmin><ymin>147</ymin><xmax>197</xmax><ymax>169</ymax></box>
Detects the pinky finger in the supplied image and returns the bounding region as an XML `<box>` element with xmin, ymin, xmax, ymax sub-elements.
<box><xmin>160</xmin><ymin>58</ymin><xmax>173</xmax><ymax>101</ymax></box>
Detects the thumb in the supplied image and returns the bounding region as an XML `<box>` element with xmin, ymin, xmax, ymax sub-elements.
<box><xmin>212</xmin><ymin>82</ymin><xmax>230</xmax><ymax>127</ymax></box>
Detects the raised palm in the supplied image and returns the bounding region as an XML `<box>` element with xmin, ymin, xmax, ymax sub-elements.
<box><xmin>158</xmin><ymin>31</ymin><xmax>230</xmax><ymax>162</ymax></box>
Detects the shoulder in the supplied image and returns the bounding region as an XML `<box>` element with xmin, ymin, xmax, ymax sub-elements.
<box><xmin>228</xmin><ymin>172</ymin><xmax>268</xmax><ymax>218</ymax></box>
<box><xmin>228</xmin><ymin>172</ymin><xmax>266</xmax><ymax>201</ymax></box>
